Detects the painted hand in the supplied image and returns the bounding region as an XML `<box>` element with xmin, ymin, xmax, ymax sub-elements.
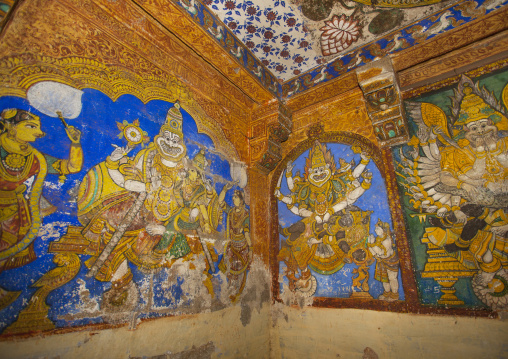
<box><xmin>307</xmin><ymin>237</ymin><xmax>322</xmax><ymax>245</ymax></box>
<box><xmin>453</xmin><ymin>210</ymin><xmax>467</xmax><ymax>224</ymax></box>
<box><xmin>146</xmin><ymin>224</ymin><xmax>165</xmax><ymax>236</ymax></box>
<box><xmin>462</xmin><ymin>183</ymin><xmax>479</xmax><ymax>197</ymax></box>
<box><xmin>491</xmin><ymin>224</ymin><xmax>508</xmax><ymax>236</ymax></box>
<box><xmin>189</xmin><ymin>208</ymin><xmax>200</xmax><ymax>222</ymax></box>
<box><xmin>363</xmin><ymin>170</ymin><xmax>373</xmax><ymax>183</ymax></box>
<box><xmin>151</xmin><ymin>176</ymin><xmax>162</xmax><ymax>191</ymax></box>
<box><xmin>437</xmin><ymin>207</ymin><xmax>448</xmax><ymax>217</ymax></box>
<box><xmin>65</xmin><ymin>126</ymin><xmax>81</xmax><ymax>143</ymax></box>
<box><xmin>323</xmin><ymin>212</ymin><xmax>331</xmax><ymax>223</ymax></box>
<box><xmin>368</xmin><ymin>234</ymin><xmax>375</xmax><ymax>243</ymax></box>
<box><xmin>360</xmin><ymin>152</ymin><xmax>370</xmax><ymax>162</ymax></box>
<box><xmin>110</xmin><ymin>144</ymin><xmax>133</xmax><ymax>162</ymax></box>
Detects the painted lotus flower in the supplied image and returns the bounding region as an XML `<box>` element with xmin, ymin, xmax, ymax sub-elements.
<box><xmin>320</xmin><ymin>14</ymin><xmax>360</xmax><ymax>56</ymax></box>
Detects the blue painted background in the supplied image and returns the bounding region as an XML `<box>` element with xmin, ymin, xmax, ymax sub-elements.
<box><xmin>0</xmin><ymin>89</ymin><xmax>241</xmax><ymax>332</ymax></box>
<box><xmin>277</xmin><ymin>143</ymin><xmax>405</xmax><ymax>300</ymax></box>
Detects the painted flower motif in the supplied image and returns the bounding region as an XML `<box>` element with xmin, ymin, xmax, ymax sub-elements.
<box><xmin>293</xmin><ymin>69</ymin><xmax>301</xmax><ymax>75</ymax></box>
<box><xmin>224</xmin><ymin>0</ymin><xmax>236</xmax><ymax>10</ymax></box>
<box><xmin>286</xmin><ymin>17</ymin><xmax>296</xmax><ymax>27</ymax></box>
<box><xmin>246</xmin><ymin>25</ymin><xmax>256</xmax><ymax>33</ymax></box>
<box><xmin>246</xmin><ymin>41</ymin><xmax>255</xmax><ymax>49</ymax></box>
<box><xmin>228</xmin><ymin>21</ymin><xmax>237</xmax><ymax>29</ymax></box>
<box><xmin>282</xmin><ymin>35</ymin><xmax>291</xmax><ymax>43</ymax></box>
<box><xmin>263</xmin><ymin>46</ymin><xmax>271</xmax><ymax>53</ymax></box>
<box><xmin>299</xmin><ymin>40</ymin><xmax>309</xmax><ymax>48</ymax></box>
<box><xmin>246</xmin><ymin>6</ymin><xmax>257</xmax><ymax>15</ymax></box>
<box><xmin>203</xmin><ymin>0</ymin><xmax>212</xmax><ymax>5</ymax></box>
<box><xmin>266</xmin><ymin>11</ymin><xmax>277</xmax><ymax>21</ymax></box>
<box><xmin>280</xmin><ymin>50</ymin><xmax>290</xmax><ymax>58</ymax></box>
<box><xmin>320</xmin><ymin>14</ymin><xmax>360</xmax><ymax>56</ymax></box>
<box><xmin>262</xmin><ymin>60</ymin><xmax>270</xmax><ymax>66</ymax></box>
<box><xmin>294</xmin><ymin>56</ymin><xmax>304</xmax><ymax>64</ymax></box>
<box><xmin>276</xmin><ymin>65</ymin><xmax>284</xmax><ymax>72</ymax></box>
<box><xmin>264</xmin><ymin>31</ymin><xmax>274</xmax><ymax>39</ymax></box>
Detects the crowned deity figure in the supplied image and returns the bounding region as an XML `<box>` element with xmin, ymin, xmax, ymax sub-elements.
<box><xmin>423</xmin><ymin>84</ymin><xmax>508</xmax><ymax>261</ymax></box>
<box><xmin>0</xmin><ymin>109</ymin><xmax>82</xmax><ymax>309</ymax></box>
<box><xmin>275</xmin><ymin>141</ymin><xmax>372</xmax><ymax>293</ymax></box>
<box><xmin>399</xmin><ymin>76</ymin><xmax>508</xmax><ymax>310</ymax></box>
<box><xmin>76</xmin><ymin>102</ymin><xmax>189</xmax><ymax>303</ymax></box>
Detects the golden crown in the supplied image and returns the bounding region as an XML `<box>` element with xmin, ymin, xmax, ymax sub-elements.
<box><xmin>457</xmin><ymin>85</ymin><xmax>508</xmax><ymax>128</ymax></box>
<box><xmin>161</xmin><ymin>101</ymin><xmax>183</xmax><ymax>137</ymax></box>
<box><xmin>311</xmin><ymin>146</ymin><xmax>326</xmax><ymax>169</ymax></box>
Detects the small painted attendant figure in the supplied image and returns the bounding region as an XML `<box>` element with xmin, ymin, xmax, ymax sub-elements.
<box><xmin>218</xmin><ymin>182</ymin><xmax>251</xmax><ymax>302</ymax></box>
<box><xmin>368</xmin><ymin>219</ymin><xmax>400</xmax><ymax>301</ymax></box>
<box><xmin>0</xmin><ymin>109</ymin><xmax>82</xmax><ymax>308</ymax></box>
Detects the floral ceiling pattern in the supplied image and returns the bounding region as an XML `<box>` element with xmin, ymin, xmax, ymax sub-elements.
<box><xmin>201</xmin><ymin>0</ymin><xmax>454</xmax><ymax>81</ymax></box>
<box><xmin>205</xmin><ymin>0</ymin><xmax>313</xmax><ymax>78</ymax></box>
<box><xmin>176</xmin><ymin>0</ymin><xmax>508</xmax><ymax>97</ymax></box>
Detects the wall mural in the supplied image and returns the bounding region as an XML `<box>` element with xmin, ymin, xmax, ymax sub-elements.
<box><xmin>393</xmin><ymin>69</ymin><xmax>508</xmax><ymax>311</ymax></box>
<box><xmin>275</xmin><ymin>139</ymin><xmax>405</xmax><ymax>302</ymax></box>
<box><xmin>0</xmin><ymin>81</ymin><xmax>251</xmax><ymax>335</ymax></box>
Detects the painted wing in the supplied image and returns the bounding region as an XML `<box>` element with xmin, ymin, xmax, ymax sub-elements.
<box><xmin>396</xmin><ymin>144</ymin><xmax>452</xmax><ymax>215</ymax></box>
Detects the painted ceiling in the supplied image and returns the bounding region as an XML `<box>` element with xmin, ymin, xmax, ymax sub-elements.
<box><xmin>202</xmin><ymin>0</ymin><xmax>453</xmax><ymax>81</ymax></box>
<box><xmin>176</xmin><ymin>0</ymin><xmax>507</xmax><ymax>98</ymax></box>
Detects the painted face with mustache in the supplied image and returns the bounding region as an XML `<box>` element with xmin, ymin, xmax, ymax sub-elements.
<box><xmin>155</xmin><ymin>130</ymin><xmax>186</xmax><ymax>161</ymax></box>
<box><xmin>308</xmin><ymin>164</ymin><xmax>331</xmax><ymax>187</ymax></box>
<box><xmin>465</xmin><ymin>119</ymin><xmax>499</xmax><ymax>152</ymax></box>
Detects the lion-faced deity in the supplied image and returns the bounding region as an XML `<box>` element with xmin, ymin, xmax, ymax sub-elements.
<box><xmin>304</xmin><ymin>141</ymin><xmax>335</xmax><ymax>188</ymax></box>
<box><xmin>154</xmin><ymin>102</ymin><xmax>187</xmax><ymax>162</ymax></box>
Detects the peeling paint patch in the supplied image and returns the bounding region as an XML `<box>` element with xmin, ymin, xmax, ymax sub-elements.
<box><xmin>239</xmin><ymin>258</ymin><xmax>271</xmax><ymax>327</ymax></box>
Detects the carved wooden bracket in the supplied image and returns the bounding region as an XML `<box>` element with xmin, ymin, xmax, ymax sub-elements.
<box><xmin>256</xmin><ymin>102</ymin><xmax>292</xmax><ymax>173</ymax></box>
<box><xmin>356</xmin><ymin>57</ymin><xmax>409</xmax><ymax>147</ymax></box>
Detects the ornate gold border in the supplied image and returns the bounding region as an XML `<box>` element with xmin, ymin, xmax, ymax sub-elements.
<box><xmin>0</xmin><ymin>54</ymin><xmax>240</xmax><ymax>161</ymax></box>
<box><xmin>402</xmin><ymin>58</ymin><xmax>508</xmax><ymax>99</ymax></box>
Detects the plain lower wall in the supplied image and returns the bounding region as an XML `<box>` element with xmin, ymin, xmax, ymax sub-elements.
<box><xmin>270</xmin><ymin>306</ymin><xmax>508</xmax><ymax>359</ymax></box>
